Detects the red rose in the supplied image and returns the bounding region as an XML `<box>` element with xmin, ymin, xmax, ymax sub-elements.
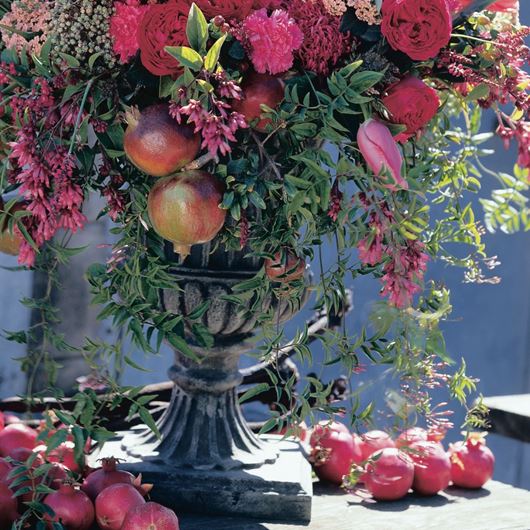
<box><xmin>381</xmin><ymin>0</ymin><xmax>452</xmax><ymax>61</ymax></box>
<box><xmin>195</xmin><ymin>0</ymin><xmax>254</xmax><ymax>20</ymax></box>
<box><xmin>138</xmin><ymin>1</ymin><xmax>191</xmax><ymax>76</ymax></box>
<box><xmin>382</xmin><ymin>76</ymin><xmax>440</xmax><ymax>142</ymax></box>
<box><xmin>488</xmin><ymin>0</ymin><xmax>518</xmax><ymax>13</ymax></box>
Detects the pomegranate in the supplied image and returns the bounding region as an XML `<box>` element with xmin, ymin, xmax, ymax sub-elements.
<box><xmin>0</xmin><ymin>480</ymin><xmax>18</xmax><ymax>526</ymax></box>
<box><xmin>9</xmin><ymin>447</ymin><xmax>45</xmax><ymax>503</ymax></box>
<box><xmin>148</xmin><ymin>170</ymin><xmax>226</xmax><ymax>257</ymax></box>
<box><xmin>0</xmin><ymin>410</ymin><xmax>4</xmax><ymax>430</ymax></box>
<box><xmin>48</xmin><ymin>462</ymin><xmax>70</xmax><ymax>489</ymax></box>
<box><xmin>0</xmin><ymin>198</ymin><xmax>25</xmax><ymax>256</ymax></box>
<box><xmin>448</xmin><ymin>433</ymin><xmax>495</xmax><ymax>489</ymax></box>
<box><xmin>82</xmin><ymin>457</ymin><xmax>151</xmax><ymax>500</ymax></box>
<box><xmin>44</xmin><ymin>484</ymin><xmax>95</xmax><ymax>530</ymax></box>
<box><xmin>311</xmin><ymin>428</ymin><xmax>363</xmax><ymax>485</ymax></box>
<box><xmin>124</xmin><ymin>104</ymin><xmax>200</xmax><ymax>177</ymax></box>
<box><xmin>309</xmin><ymin>421</ymin><xmax>350</xmax><ymax>447</ymax></box>
<box><xmin>410</xmin><ymin>441</ymin><xmax>451</xmax><ymax>496</ymax></box>
<box><xmin>35</xmin><ymin>441</ymin><xmax>83</xmax><ymax>473</ymax></box>
<box><xmin>265</xmin><ymin>251</ymin><xmax>306</xmax><ymax>283</ymax></box>
<box><xmin>95</xmin><ymin>483</ymin><xmax>146</xmax><ymax>530</ymax></box>
<box><xmin>396</xmin><ymin>427</ymin><xmax>428</xmax><ymax>448</ymax></box>
<box><xmin>232</xmin><ymin>72</ymin><xmax>285</xmax><ymax>132</ymax></box>
<box><xmin>360</xmin><ymin>430</ymin><xmax>396</xmax><ymax>460</ymax></box>
<box><xmin>364</xmin><ymin>448</ymin><xmax>414</xmax><ymax>501</ymax></box>
<box><xmin>121</xmin><ymin>502</ymin><xmax>180</xmax><ymax>530</ymax></box>
<box><xmin>0</xmin><ymin>423</ymin><xmax>38</xmax><ymax>457</ymax></box>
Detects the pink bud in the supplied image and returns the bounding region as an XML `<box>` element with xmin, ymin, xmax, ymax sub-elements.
<box><xmin>357</xmin><ymin>119</ymin><xmax>407</xmax><ymax>191</ymax></box>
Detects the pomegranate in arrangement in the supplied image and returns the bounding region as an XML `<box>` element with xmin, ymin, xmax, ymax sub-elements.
<box><xmin>124</xmin><ymin>104</ymin><xmax>200</xmax><ymax>177</ymax></box>
<box><xmin>396</xmin><ymin>427</ymin><xmax>428</xmax><ymax>448</ymax></box>
<box><xmin>360</xmin><ymin>430</ymin><xmax>396</xmax><ymax>461</ymax></box>
<box><xmin>264</xmin><ymin>250</ymin><xmax>306</xmax><ymax>283</ymax></box>
<box><xmin>449</xmin><ymin>433</ymin><xmax>495</xmax><ymax>489</ymax></box>
<box><xmin>0</xmin><ymin>423</ymin><xmax>38</xmax><ymax>457</ymax></box>
<box><xmin>232</xmin><ymin>72</ymin><xmax>285</xmax><ymax>132</ymax></box>
<box><xmin>147</xmin><ymin>170</ymin><xmax>226</xmax><ymax>258</ymax></box>
<box><xmin>364</xmin><ymin>448</ymin><xmax>414</xmax><ymax>501</ymax></box>
<box><xmin>0</xmin><ymin>480</ymin><xmax>18</xmax><ymax>527</ymax></box>
<box><xmin>44</xmin><ymin>484</ymin><xmax>95</xmax><ymax>530</ymax></box>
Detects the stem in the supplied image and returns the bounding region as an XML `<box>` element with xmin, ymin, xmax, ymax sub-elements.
<box><xmin>68</xmin><ymin>78</ymin><xmax>94</xmax><ymax>156</ymax></box>
<box><xmin>183</xmin><ymin>152</ymin><xmax>216</xmax><ymax>171</ymax></box>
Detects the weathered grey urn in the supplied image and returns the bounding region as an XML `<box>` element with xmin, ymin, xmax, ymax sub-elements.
<box><xmin>108</xmin><ymin>241</ymin><xmax>313</xmax><ymax>522</ymax></box>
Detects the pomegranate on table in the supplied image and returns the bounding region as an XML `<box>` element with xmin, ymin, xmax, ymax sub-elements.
<box><xmin>360</xmin><ymin>430</ymin><xmax>396</xmax><ymax>461</ymax></box>
<box><xmin>410</xmin><ymin>440</ymin><xmax>451</xmax><ymax>496</ymax></box>
<box><xmin>396</xmin><ymin>427</ymin><xmax>428</xmax><ymax>448</ymax></box>
<box><xmin>35</xmin><ymin>440</ymin><xmax>84</xmax><ymax>473</ymax></box>
<box><xmin>310</xmin><ymin>422</ymin><xmax>363</xmax><ymax>485</ymax></box>
<box><xmin>147</xmin><ymin>170</ymin><xmax>226</xmax><ymax>258</ymax></box>
<box><xmin>95</xmin><ymin>482</ymin><xmax>146</xmax><ymax>530</ymax></box>
<box><xmin>265</xmin><ymin>250</ymin><xmax>306</xmax><ymax>283</ymax></box>
<box><xmin>121</xmin><ymin>502</ymin><xmax>180</xmax><ymax>530</ymax></box>
<box><xmin>124</xmin><ymin>103</ymin><xmax>200</xmax><ymax>177</ymax></box>
<box><xmin>0</xmin><ymin>423</ymin><xmax>38</xmax><ymax>457</ymax></box>
<box><xmin>0</xmin><ymin>458</ymin><xmax>12</xmax><ymax>481</ymax></box>
<box><xmin>0</xmin><ymin>480</ymin><xmax>18</xmax><ymax>527</ymax></box>
<box><xmin>232</xmin><ymin>72</ymin><xmax>285</xmax><ymax>132</ymax></box>
<box><xmin>364</xmin><ymin>448</ymin><xmax>414</xmax><ymax>501</ymax></box>
<box><xmin>82</xmin><ymin>457</ymin><xmax>151</xmax><ymax>501</ymax></box>
<box><xmin>448</xmin><ymin>433</ymin><xmax>495</xmax><ymax>489</ymax></box>
<box><xmin>44</xmin><ymin>483</ymin><xmax>95</xmax><ymax>530</ymax></box>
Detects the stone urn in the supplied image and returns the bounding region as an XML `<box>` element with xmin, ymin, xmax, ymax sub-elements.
<box><xmin>99</xmin><ymin>242</ymin><xmax>313</xmax><ymax>522</ymax></box>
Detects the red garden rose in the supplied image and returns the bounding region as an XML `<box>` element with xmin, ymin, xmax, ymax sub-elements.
<box><xmin>196</xmin><ymin>0</ymin><xmax>254</xmax><ymax>20</ymax></box>
<box><xmin>382</xmin><ymin>76</ymin><xmax>440</xmax><ymax>142</ymax></box>
<box><xmin>488</xmin><ymin>0</ymin><xmax>519</xmax><ymax>13</ymax></box>
<box><xmin>138</xmin><ymin>1</ymin><xmax>191</xmax><ymax>76</ymax></box>
<box><xmin>381</xmin><ymin>0</ymin><xmax>452</xmax><ymax>61</ymax></box>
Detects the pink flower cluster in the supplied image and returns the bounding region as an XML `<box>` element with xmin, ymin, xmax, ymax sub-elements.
<box><xmin>243</xmin><ymin>8</ymin><xmax>303</xmax><ymax>75</ymax></box>
<box><xmin>170</xmin><ymin>73</ymin><xmax>247</xmax><ymax>157</ymax></box>
<box><xmin>357</xmin><ymin>197</ymin><xmax>428</xmax><ymax>308</ymax></box>
<box><xmin>8</xmin><ymin>79</ymin><xmax>86</xmax><ymax>267</ymax></box>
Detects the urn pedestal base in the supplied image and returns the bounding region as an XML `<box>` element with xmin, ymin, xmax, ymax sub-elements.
<box><xmin>90</xmin><ymin>434</ymin><xmax>313</xmax><ymax>522</ymax></box>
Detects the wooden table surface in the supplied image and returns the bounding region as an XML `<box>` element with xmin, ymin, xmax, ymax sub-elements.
<box><xmin>178</xmin><ymin>481</ymin><xmax>530</xmax><ymax>530</ymax></box>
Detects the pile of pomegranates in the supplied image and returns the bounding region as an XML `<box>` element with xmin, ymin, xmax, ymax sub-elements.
<box><xmin>307</xmin><ymin>420</ymin><xmax>495</xmax><ymax>502</ymax></box>
<box><xmin>0</xmin><ymin>411</ymin><xmax>180</xmax><ymax>529</ymax></box>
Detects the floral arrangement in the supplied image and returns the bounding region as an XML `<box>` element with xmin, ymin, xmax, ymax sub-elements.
<box><xmin>0</xmin><ymin>0</ymin><xmax>528</xmax><ymax>523</ymax></box>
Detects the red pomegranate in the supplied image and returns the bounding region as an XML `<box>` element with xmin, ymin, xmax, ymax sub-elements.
<box><xmin>0</xmin><ymin>480</ymin><xmax>18</xmax><ymax>526</ymax></box>
<box><xmin>309</xmin><ymin>420</ymin><xmax>350</xmax><ymax>446</ymax></box>
<box><xmin>448</xmin><ymin>433</ymin><xmax>495</xmax><ymax>489</ymax></box>
<box><xmin>396</xmin><ymin>427</ymin><xmax>428</xmax><ymax>448</ymax></box>
<box><xmin>82</xmin><ymin>457</ymin><xmax>151</xmax><ymax>500</ymax></box>
<box><xmin>95</xmin><ymin>483</ymin><xmax>146</xmax><ymax>530</ymax></box>
<box><xmin>0</xmin><ymin>458</ymin><xmax>12</xmax><ymax>481</ymax></box>
<box><xmin>360</xmin><ymin>430</ymin><xmax>396</xmax><ymax>460</ymax></box>
<box><xmin>35</xmin><ymin>441</ymin><xmax>83</xmax><ymax>473</ymax></box>
<box><xmin>0</xmin><ymin>199</ymin><xmax>25</xmax><ymax>256</ymax></box>
<box><xmin>0</xmin><ymin>411</ymin><xmax>4</xmax><ymax>430</ymax></box>
<box><xmin>124</xmin><ymin>104</ymin><xmax>200</xmax><ymax>177</ymax></box>
<box><xmin>311</xmin><ymin>427</ymin><xmax>363</xmax><ymax>485</ymax></box>
<box><xmin>147</xmin><ymin>170</ymin><xmax>226</xmax><ymax>258</ymax></box>
<box><xmin>410</xmin><ymin>440</ymin><xmax>451</xmax><ymax>496</ymax></box>
<box><xmin>9</xmin><ymin>447</ymin><xmax>45</xmax><ymax>503</ymax></box>
<box><xmin>364</xmin><ymin>448</ymin><xmax>414</xmax><ymax>501</ymax></box>
<box><xmin>121</xmin><ymin>502</ymin><xmax>180</xmax><ymax>530</ymax></box>
<box><xmin>0</xmin><ymin>423</ymin><xmax>38</xmax><ymax>457</ymax></box>
<box><xmin>44</xmin><ymin>484</ymin><xmax>95</xmax><ymax>530</ymax></box>
<box><xmin>232</xmin><ymin>72</ymin><xmax>285</xmax><ymax>132</ymax></box>
<box><xmin>265</xmin><ymin>251</ymin><xmax>306</xmax><ymax>283</ymax></box>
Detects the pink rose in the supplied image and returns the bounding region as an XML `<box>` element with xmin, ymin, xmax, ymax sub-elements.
<box><xmin>381</xmin><ymin>0</ymin><xmax>452</xmax><ymax>61</ymax></box>
<box><xmin>357</xmin><ymin>119</ymin><xmax>407</xmax><ymax>190</ymax></box>
<box><xmin>382</xmin><ymin>77</ymin><xmax>440</xmax><ymax>142</ymax></box>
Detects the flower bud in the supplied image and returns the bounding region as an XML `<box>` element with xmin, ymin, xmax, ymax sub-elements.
<box><xmin>357</xmin><ymin>119</ymin><xmax>407</xmax><ymax>190</ymax></box>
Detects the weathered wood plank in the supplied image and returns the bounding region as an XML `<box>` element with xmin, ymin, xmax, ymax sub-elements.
<box><xmin>178</xmin><ymin>481</ymin><xmax>530</xmax><ymax>530</ymax></box>
<box><xmin>484</xmin><ymin>394</ymin><xmax>530</xmax><ymax>443</ymax></box>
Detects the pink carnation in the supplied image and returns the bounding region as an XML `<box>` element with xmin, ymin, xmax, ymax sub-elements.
<box><xmin>243</xmin><ymin>9</ymin><xmax>303</xmax><ymax>75</ymax></box>
<box><xmin>110</xmin><ymin>0</ymin><xmax>149</xmax><ymax>64</ymax></box>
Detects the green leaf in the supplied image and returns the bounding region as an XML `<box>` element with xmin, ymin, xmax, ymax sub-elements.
<box><xmin>165</xmin><ymin>46</ymin><xmax>203</xmax><ymax>70</ymax></box>
<box><xmin>239</xmin><ymin>383</ymin><xmax>270</xmax><ymax>404</ymax></box>
<box><xmin>187</xmin><ymin>300</ymin><xmax>210</xmax><ymax>320</ymax></box>
<box><xmin>124</xmin><ymin>355</ymin><xmax>151</xmax><ymax>372</ymax></box>
<box><xmin>139</xmin><ymin>407</ymin><xmax>161</xmax><ymax>439</ymax></box>
<box><xmin>204</xmin><ymin>34</ymin><xmax>227</xmax><ymax>72</ymax></box>
<box><xmin>58</xmin><ymin>52</ymin><xmax>80</xmax><ymax>68</ymax></box>
<box><xmin>349</xmin><ymin>71</ymin><xmax>384</xmax><ymax>92</ymax></box>
<box><xmin>88</xmin><ymin>51</ymin><xmax>104</xmax><ymax>70</ymax></box>
<box><xmin>186</xmin><ymin>3</ymin><xmax>209</xmax><ymax>52</ymax></box>
<box><xmin>167</xmin><ymin>333</ymin><xmax>200</xmax><ymax>361</ymax></box>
